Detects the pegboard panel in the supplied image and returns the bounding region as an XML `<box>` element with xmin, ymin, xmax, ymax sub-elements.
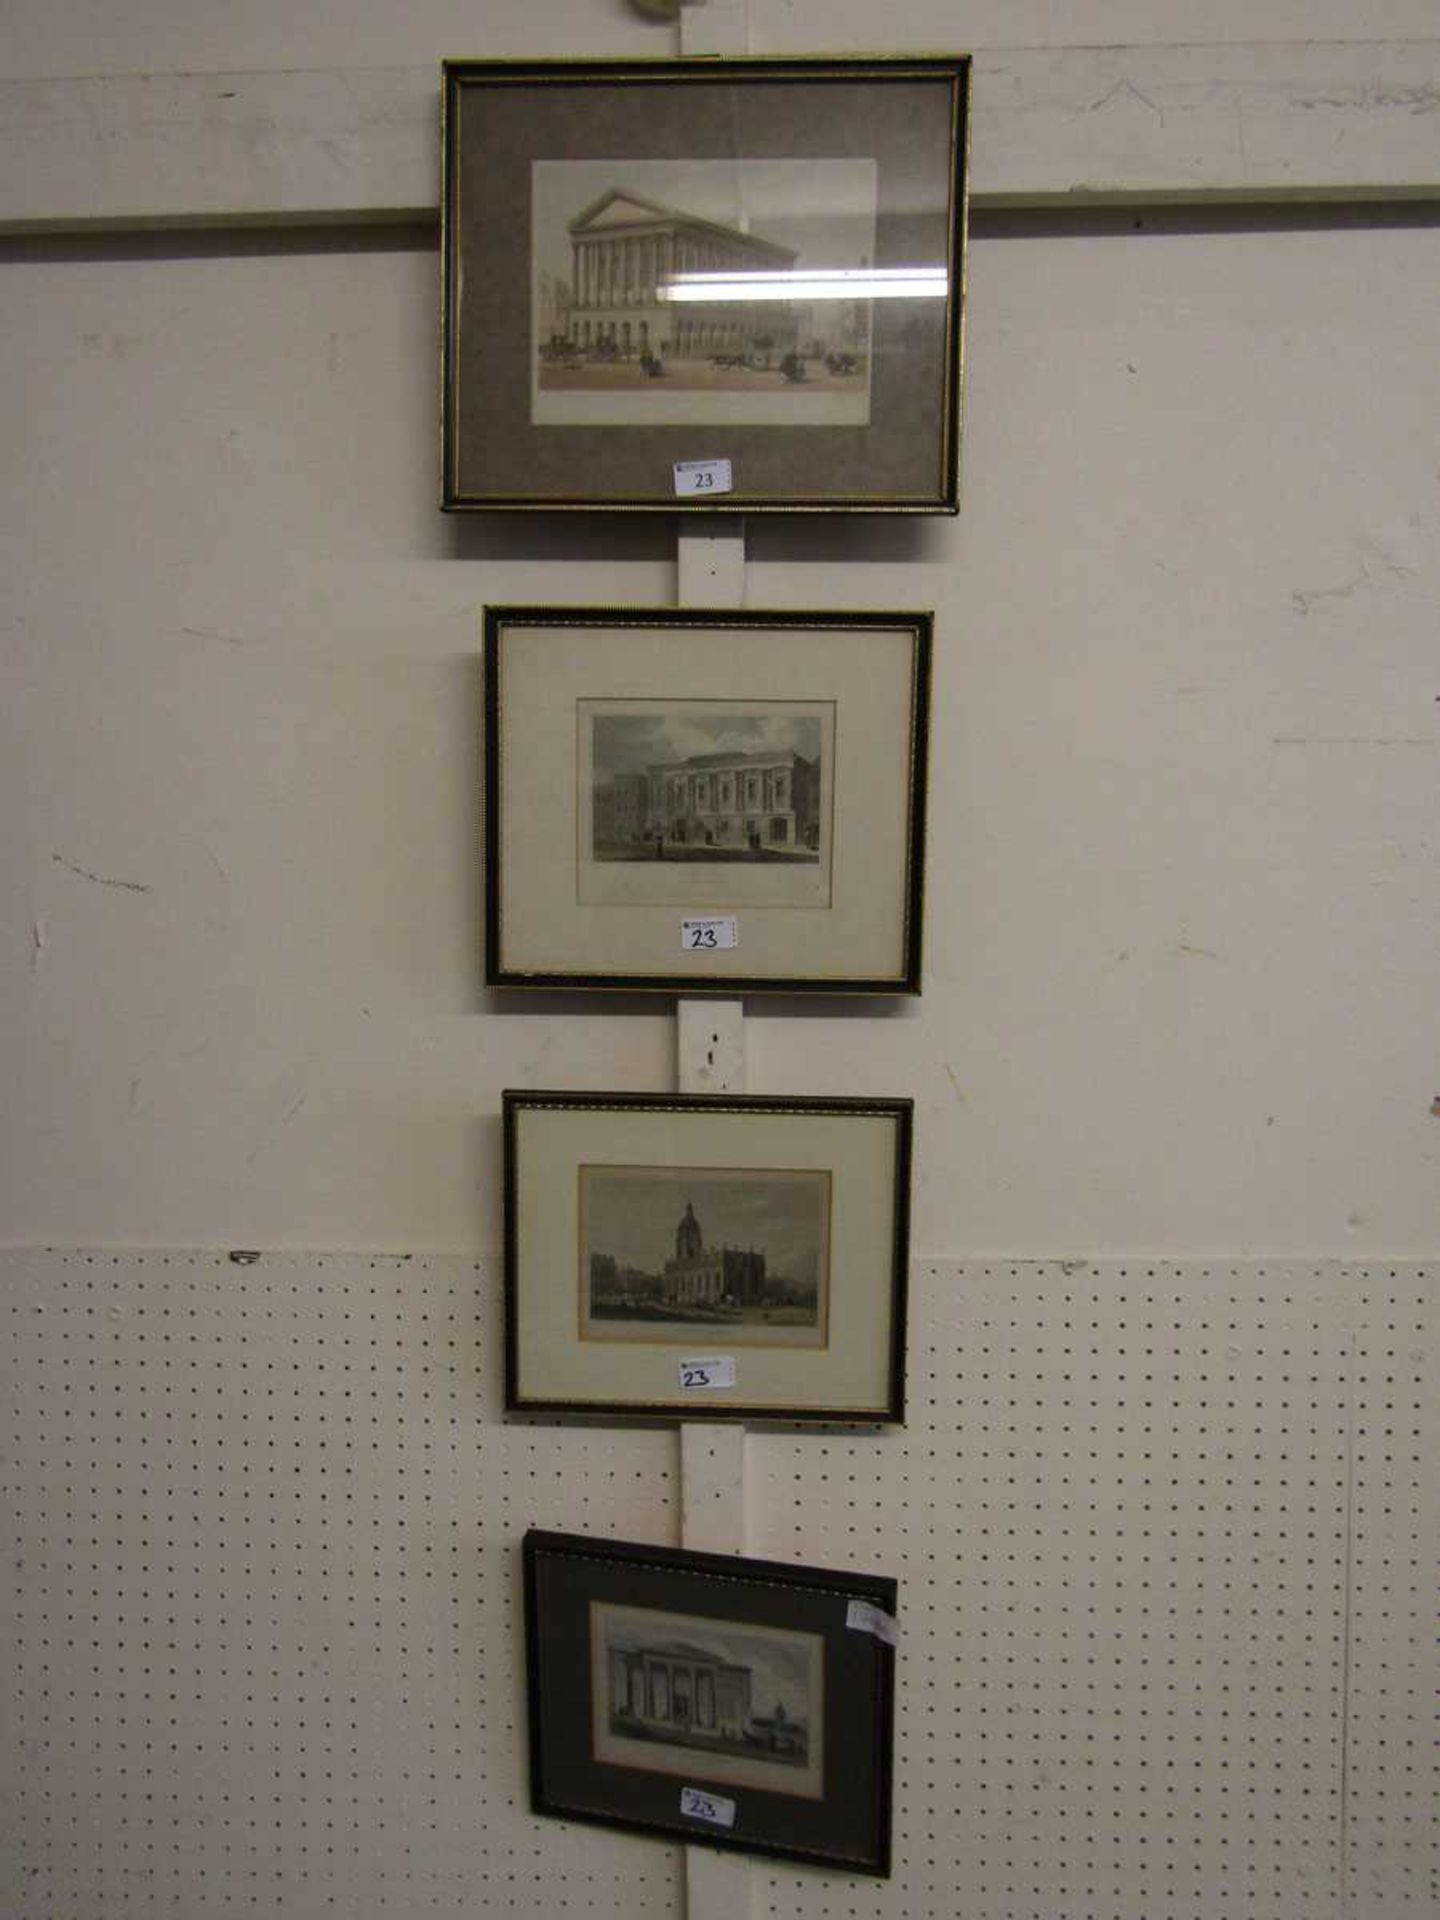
<box><xmin>745</xmin><ymin>1261</ymin><xmax>1438</xmax><ymax>1920</ymax></box>
<box><xmin>1344</xmin><ymin>1272</ymin><xmax>1439</xmax><ymax>1918</ymax></box>
<box><xmin>1</xmin><ymin>1252</ymin><xmax>1436</xmax><ymax>1920</ymax></box>
<box><xmin>0</xmin><ymin>1251</ymin><xmax>681</xmax><ymax>1919</ymax></box>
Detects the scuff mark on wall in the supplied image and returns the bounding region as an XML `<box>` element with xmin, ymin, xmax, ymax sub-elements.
<box><xmin>1290</xmin><ymin>84</ymin><xmax>1440</xmax><ymax>114</ymax></box>
<box><xmin>1086</xmin><ymin>77</ymin><xmax>1162</xmax><ymax>119</ymax></box>
<box><xmin>51</xmin><ymin>854</ymin><xmax>151</xmax><ymax>894</ymax></box>
<box><xmin>245</xmin><ymin>1089</ymin><xmax>309</xmax><ymax>1166</ymax></box>
<box><xmin>30</xmin><ymin>919</ymin><xmax>46</xmax><ymax>972</ymax></box>
<box><xmin>1290</xmin><ymin>544</ymin><xmax>1416</xmax><ymax>615</ymax></box>
<box><xmin>1272</xmin><ymin>736</ymin><xmax>1436</xmax><ymax>748</ymax></box>
<box><xmin>181</xmin><ymin>625</ymin><xmax>256</xmax><ymax>648</ymax></box>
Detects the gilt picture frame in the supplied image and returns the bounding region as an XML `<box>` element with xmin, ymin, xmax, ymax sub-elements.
<box><xmin>442</xmin><ymin>55</ymin><xmax>970</xmax><ymax>512</ymax></box>
<box><xmin>483</xmin><ymin>607</ymin><xmax>931</xmax><ymax>995</ymax></box>
<box><xmin>523</xmin><ymin>1529</ymin><xmax>897</xmax><ymax>1875</ymax></box>
<box><xmin>503</xmin><ymin>1091</ymin><xmax>911</xmax><ymax>1423</ymax></box>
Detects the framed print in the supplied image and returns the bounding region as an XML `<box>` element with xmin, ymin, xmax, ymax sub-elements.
<box><xmin>523</xmin><ymin>1530</ymin><xmax>896</xmax><ymax>1875</ymax></box>
<box><xmin>484</xmin><ymin>607</ymin><xmax>931</xmax><ymax>995</ymax></box>
<box><xmin>442</xmin><ymin>56</ymin><xmax>970</xmax><ymax>512</ymax></box>
<box><xmin>504</xmin><ymin>1091</ymin><xmax>911</xmax><ymax>1423</ymax></box>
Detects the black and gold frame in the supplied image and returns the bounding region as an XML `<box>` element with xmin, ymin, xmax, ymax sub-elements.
<box><xmin>524</xmin><ymin>1529</ymin><xmax>897</xmax><ymax>1874</ymax></box>
<box><xmin>443</xmin><ymin>55</ymin><xmax>969</xmax><ymax>512</ymax></box>
<box><xmin>504</xmin><ymin>1090</ymin><xmax>911</xmax><ymax>1423</ymax></box>
<box><xmin>483</xmin><ymin>606</ymin><xmax>931</xmax><ymax>995</ymax></box>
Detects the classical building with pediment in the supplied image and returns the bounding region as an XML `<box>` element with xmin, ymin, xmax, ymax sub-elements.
<box><xmin>594</xmin><ymin>747</ymin><xmax>821</xmax><ymax>855</ymax></box>
<box><xmin>557</xmin><ymin>187</ymin><xmax>800</xmax><ymax>362</ymax></box>
<box><xmin>607</xmin><ymin>1636</ymin><xmax>753</xmax><ymax>1744</ymax></box>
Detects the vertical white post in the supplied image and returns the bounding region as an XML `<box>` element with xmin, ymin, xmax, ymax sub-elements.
<box><xmin>676</xmin><ymin>1003</ymin><xmax>751</xmax><ymax>1920</ymax></box>
<box><xmin>677</xmin><ymin>0</ymin><xmax>749</xmax><ymax>622</ymax></box>
<box><xmin>677</xmin><ymin>999</ymin><xmax>746</xmax><ymax>1095</ymax></box>
<box><xmin>677</xmin><ymin>516</ymin><xmax>747</xmax><ymax>609</ymax></box>
<box><xmin>680</xmin><ymin>1421</ymin><xmax>748</xmax><ymax>1555</ymax></box>
<box><xmin>670</xmin><ymin>0</ymin><xmax>752</xmax><ymax>1872</ymax></box>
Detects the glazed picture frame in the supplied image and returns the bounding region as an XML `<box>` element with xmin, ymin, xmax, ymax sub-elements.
<box><xmin>442</xmin><ymin>55</ymin><xmax>970</xmax><ymax>512</ymax></box>
<box><xmin>483</xmin><ymin>607</ymin><xmax>932</xmax><ymax>995</ymax></box>
<box><xmin>503</xmin><ymin>1091</ymin><xmax>911</xmax><ymax>1423</ymax></box>
<box><xmin>523</xmin><ymin>1529</ymin><xmax>897</xmax><ymax>1875</ymax></box>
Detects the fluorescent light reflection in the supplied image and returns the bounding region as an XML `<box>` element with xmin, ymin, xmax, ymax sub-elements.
<box><xmin>658</xmin><ymin>266</ymin><xmax>946</xmax><ymax>304</ymax></box>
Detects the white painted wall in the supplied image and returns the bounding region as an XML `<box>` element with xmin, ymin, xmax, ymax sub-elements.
<box><xmin>1</xmin><ymin>5</ymin><xmax>1437</xmax><ymax>1263</ymax></box>
<box><xmin>6</xmin><ymin>0</ymin><xmax>1440</xmax><ymax>77</ymax></box>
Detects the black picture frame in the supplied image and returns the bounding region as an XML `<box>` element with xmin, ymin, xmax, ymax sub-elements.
<box><xmin>523</xmin><ymin>1529</ymin><xmax>897</xmax><ymax>1875</ymax></box>
<box><xmin>442</xmin><ymin>55</ymin><xmax>970</xmax><ymax>513</ymax></box>
<box><xmin>483</xmin><ymin>606</ymin><xmax>932</xmax><ymax>996</ymax></box>
<box><xmin>504</xmin><ymin>1091</ymin><xmax>911</xmax><ymax>1424</ymax></box>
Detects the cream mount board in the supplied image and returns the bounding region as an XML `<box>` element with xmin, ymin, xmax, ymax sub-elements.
<box><xmin>2</xmin><ymin>1248</ymin><xmax>1434</xmax><ymax>1917</ymax></box>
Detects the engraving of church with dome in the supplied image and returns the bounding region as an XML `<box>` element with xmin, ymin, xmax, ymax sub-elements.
<box><xmin>580</xmin><ymin>1164</ymin><xmax>829</xmax><ymax>1347</ymax></box>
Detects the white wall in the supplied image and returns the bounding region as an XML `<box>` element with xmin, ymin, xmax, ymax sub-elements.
<box><xmin>6</xmin><ymin>1</ymin><xmax>1440</xmax><ymax>78</ymax></box>
<box><xmin>3</xmin><ymin>203</ymin><xmax>1437</xmax><ymax>1255</ymax></box>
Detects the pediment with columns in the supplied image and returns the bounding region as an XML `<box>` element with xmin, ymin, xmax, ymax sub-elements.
<box><xmin>568</xmin><ymin>189</ymin><xmax>678</xmax><ymax>235</ymax></box>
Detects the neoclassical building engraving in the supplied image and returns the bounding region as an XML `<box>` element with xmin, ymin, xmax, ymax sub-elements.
<box><xmin>554</xmin><ymin>187</ymin><xmax>800</xmax><ymax>363</ymax></box>
<box><xmin>594</xmin><ymin>747</ymin><xmax>821</xmax><ymax>858</ymax></box>
<box><xmin>533</xmin><ymin>160</ymin><xmax>876</xmax><ymax>425</ymax></box>
<box><xmin>608</xmin><ymin>1636</ymin><xmax>753</xmax><ymax>1744</ymax></box>
<box><xmin>605</xmin><ymin>1631</ymin><xmax>809</xmax><ymax>1762</ymax></box>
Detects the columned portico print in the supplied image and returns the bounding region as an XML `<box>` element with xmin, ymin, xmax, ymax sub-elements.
<box><xmin>609</xmin><ymin>1639</ymin><xmax>752</xmax><ymax>1743</ymax></box>
<box><xmin>561</xmin><ymin>188</ymin><xmax>799</xmax><ymax>362</ymax></box>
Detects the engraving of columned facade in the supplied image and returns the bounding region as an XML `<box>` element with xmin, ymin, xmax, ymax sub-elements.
<box><xmin>608</xmin><ymin>1638</ymin><xmax>752</xmax><ymax>1744</ymax></box>
<box><xmin>592</xmin><ymin>1603</ymin><xmax>822</xmax><ymax>1794</ymax></box>
<box><xmin>641</xmin><ymin>748</ymin><xmax>820</xmax><ymax>855</ymax></box>
<box><xmin>565</xmin><ymin>189</ymin><xmax>799</xmax><ymax>362</ymax></box>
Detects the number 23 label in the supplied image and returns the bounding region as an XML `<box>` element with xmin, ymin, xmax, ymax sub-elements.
<box><xmin>673</xmin><ymin>458</ymin><xmax>733</xmax><ymax>497</ymax></box>
<box><xmin>680</xmin><ymin>1785</ymin><xmax>736</xmax><ymax>1828</ymax></box>
<box><xmin>678</xmin><ymin>1355</ymin><xmax>737</xmax><ymax>1392</ymax></box>
<box><xmin>681</xmin><ymin>917</ymin><xmax>737</xmax><ymax>952</ymax></box>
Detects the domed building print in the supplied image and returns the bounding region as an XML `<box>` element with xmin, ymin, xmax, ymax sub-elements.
<box><xmin>581</xmin><ymin>1166</ymin><xmax>829</xmax><ymax>1347</ymax></box>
